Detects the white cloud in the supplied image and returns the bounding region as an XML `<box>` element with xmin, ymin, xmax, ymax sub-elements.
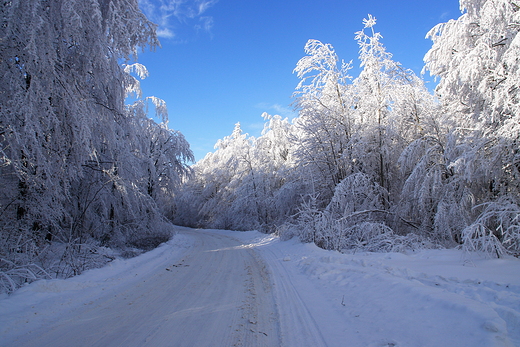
<box><xmin>138</xmin><ymin>0</ymin><xmax>218</xmax><ymax>39</ymax></box>
<box><xmin>247</xmin><ymin>122</ymin><xmax>266</xmax><ymax>132</ymax></box>
<box><xmin>439</xmin><ymin>11</ymin><xmax>450</xmax><ymax>20</ymax></box>
<box><xmin>198</xmin><ymin>0</ymin><xmax>218</xmax><ymax>15</ymax></box>
<box><xmin>256</xmin><ymin>102</ymin><xmax>297</xmax><ymax>120</ymax></box>
<box><xmin>195</xmin><ymin>16</ymin><xmax>214</xmax><ymax>34</ymax></box>
<box><xmin>156</xmin><ymin>27</ymin><xmax>175</xmax><ymax>39</ymax></box>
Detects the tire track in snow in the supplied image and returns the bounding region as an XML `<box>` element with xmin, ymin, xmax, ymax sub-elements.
<box><xmin>5</xmin><ymin>229</ymin><xmax>281</xmax><ymax>347</ymax></box>
<box><xmin>267</xmin><ymin>255</ymin><xmax>329</xmax><ymax>347</ymax></box>
<box><xmin>253</xmin><ymin>241</ymin><xmax>344</xmax><ymax>347</ymax></box>
<box><xmin>227</xmin><ymin>232</ymin><xmax>355</xmax><ymax>347</ymax></box>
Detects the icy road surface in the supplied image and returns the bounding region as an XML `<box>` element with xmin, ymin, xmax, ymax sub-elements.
<box><xmin>1</xmin><ymin>227</ymin><xmax>519</xmax><ymax>346</ymax></box>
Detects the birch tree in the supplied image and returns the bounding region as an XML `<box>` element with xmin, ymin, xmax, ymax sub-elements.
<box><xmin>423</xmin><ymin>0</ymin><xmax>520</xmax><ymax>255</ymax></box>
<box><xmin>292</xmin><ymin>39</ymin><xmax>354</xmax><ymax>202</ymax></box>
<box><xmin>0</xmin><ymin>0</ymin><xmax>192</xmax><ymax>292</ymax></box>
<box><xmin>352</xmin><ymin>15</ymin><xmax>436</xmax><ymax>196</ymax></box>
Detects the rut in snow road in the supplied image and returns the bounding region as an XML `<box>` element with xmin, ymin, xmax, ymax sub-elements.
<box><xmin>10</xmin><ymin>230</ymin><xmax>283</xmax><ymax>347</ymax></box>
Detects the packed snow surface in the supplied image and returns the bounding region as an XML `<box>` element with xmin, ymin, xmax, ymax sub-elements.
<box><xmin>1</xmin><ymin>227</ymin><xmax>519</xmax><ymax>346</ymax></box>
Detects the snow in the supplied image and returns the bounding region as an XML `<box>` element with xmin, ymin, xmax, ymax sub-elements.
<box><xmin>1</xmin><ymin>227</ymin><xmax>519</xmax><ymax>346</ymax></box>
<box><xmin>228</xmin><ymin>230</ymin><xmax>520</xmax><ymax>346</ymax></box>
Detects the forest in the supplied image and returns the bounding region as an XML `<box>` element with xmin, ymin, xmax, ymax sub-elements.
<box><xmin>1</xmin><ymin>0</ymin><xmax>519</xmax><ymax>294</ymax></box>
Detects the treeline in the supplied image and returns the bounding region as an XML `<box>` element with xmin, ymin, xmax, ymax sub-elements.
<box><xmin>174</xmin><ymin>3</ymin><xmax>520</xmax><ymax>257</ymax></box>
<box><xmin>0</xmin><ymin>0</ymin><xmax>192</xmax><ymax>293</ymax></box>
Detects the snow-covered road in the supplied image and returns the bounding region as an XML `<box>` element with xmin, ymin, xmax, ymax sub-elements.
<box><xmin>1</xmin><ymin>227</ymin><xmax>519</xmax><ymax>346</ymax></box>
<box><xmin>1</xmin><ymin>229</ymin><xmax>282</xmax><ymax>346</ymax></box>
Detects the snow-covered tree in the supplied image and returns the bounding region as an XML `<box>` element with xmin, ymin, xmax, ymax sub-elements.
<box><xmin>423</xmin><ymin>0</ymin><xmax>520</xmax><ymax>255</ymax></box>
<box><xmin>173</xmin><ymin>7</ymin><xmax>519</xmax><ymax>257</ymax></box>
<box><xmin>424</xmin><ymin>0</ymin><xmax>520</xmax><ymax>127</ymax></box>
<box><xmin>255</xmin><ymin>113</ymin><xmax>300</xmax><ymax>226</ymax></box>
<box><xmin>288</xmin><ymin>16</ymin><xmax>438</xmax><ymax>245</ymax></box>
<box><xmin>0</xmin><ymin>0</ymin><xmax>192</xmax><ymax>293</ymax></box>
<box><xmin>352</xmin><ymin>15</ymin><xmax>437</xmax><ymax>196</ymax></box>
<box><xmin>174</xmin><ymin>115</ymin><xmax>299</xmax><ymax>232</ymax></box>
<box><xmin>292</xmin><ymin>39</ymin><xmax>354</xmax><ymax>201</ymax></box>
<box><xmin>175</xmin><ymin>123</ymin><xmax>251</xmax><ymax>229</ymax></box>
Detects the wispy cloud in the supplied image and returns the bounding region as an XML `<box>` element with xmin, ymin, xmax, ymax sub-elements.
<box><xmin>197</xmin><ymin>0</ymin><xmax>218</xmax><ymax>15</ymax></box>
<box><xmin>195</xmin><ymin>16</ymin><xmax>214</xmax><ymax>35</ymax></box>
<box><xmin>439</xmin><ymin>11</ymin><xmax>450</xmax><ymax>20</ymax></box>
<box><xmin>246</xmin><ymin>122</ymin><xmax>266</xmax><ymax>134</ymax></box>
<box><xmin>156</xmin><ymin>27</ymin><xmax>175</xmax><ymax>39</ymax></box>
<box><xmin>256</xmin><ymin>103</ymin><xmax>297</xmax><ymax>120</ymax></box>
<box><xmin>139</xmin><ymin>0</ymin><xmax>218</xmax><ymax>39</ymax></box>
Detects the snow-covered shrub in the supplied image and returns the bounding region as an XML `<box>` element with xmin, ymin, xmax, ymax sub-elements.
<box><xmin>0</xmin><ymin>231</ymin><xmax>51</xmax><ymax>293</ymax></box>
<box><xmin>462</xmin><ymin>223</ymin><xmax>506</xmax><ymax>259</ymax></box>
<box><xmin>338</xmin><ymin>222</ymin><xmax>395</xmax><ymax>252</ymax></box>
<box><xmin>293</xmin><ymin>194</ymin><xmax>322</xmax><ymax>244</ymax></box>
<box><xmin>50</xmin><ymin>239</ymin><xmax>111</xmax><ymax>279</ymax></box>
<box><xmin>127</xmin><ymin>220</ymin><xmax>175</xmax><ymax>251</ymax></box>
<box><xmin>337</xmin><ymin>222</ymin><xmax>434</xmax><ymax>253</ymax></box>
<box><xmin>433</xmin><ymin>198</ymin><xmax>468</xmax><ymax>245</ymax></box>
<box><xmin>312</xmin><ymin>212</ymin><xmax>341</xmax><ymax>250</ymax></box>
<box><xmin>326</xmin><ymin>173</ymin><xmax>388</xmax><ymax>220</ymax></box>
<box><xmin>462</xmin><ymin>197</ymin><xmax>520</xmax><ymax>257</ymax></box>
<box><xmin>289</xmin><ymin>176</ymin><xmax>432</xmax><ymax>253</ymax></box>
<box><xmin>276</xmin><ymin>223</ymin><xmax>298</xmax><ymax>241</ymax></box>
<box><xmin>298</xmin><ymin>173</ymin><xmax>391</xmax><ymax>250</ymax></box>
<box><xmin>0</xmin><ymin>260</ymin><xmax>50</xmax><ymax>295</ymax></box>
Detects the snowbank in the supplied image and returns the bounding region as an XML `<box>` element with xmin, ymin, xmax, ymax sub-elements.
<box><xmin>0</xmin><ymin>233</ymin><xmax>193</xmax><ymax>344</ymax></box>
<box><xmin>223</xmin><ymin>230</ymin><xmax>520</xmax><ymax>346</ymax></box>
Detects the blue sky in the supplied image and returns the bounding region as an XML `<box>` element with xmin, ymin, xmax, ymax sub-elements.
<box><xmin>135</xmin><ymin>0</ymin><xmax>461</xmax><ymax>162</ymax></box>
